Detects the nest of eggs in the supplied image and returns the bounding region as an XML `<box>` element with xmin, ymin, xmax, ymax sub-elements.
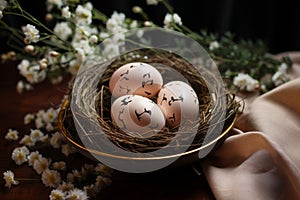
<box><xmin>61</xmin><ymin>48</ymin><xmax>240</xmax><ymax>154</ymax></box>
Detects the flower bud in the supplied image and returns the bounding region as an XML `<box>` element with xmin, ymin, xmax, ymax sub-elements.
<box><xmin>144</xmin><ymin>21</ymin><xmax>152</xmax><ymax>27</ymax></box>
<box><xmin>45</xmin><ymin>13</ymin><xmax>53</xmax><ymax>22</ymax></box>
<box><xmin>132</xmin><ymin>6</ymin><xmax>142</xmax><ymax>13</ymax></box>
<box><xmin>49</xmin><ymin>51</ymin><xmax>59</xmax><ymax>57</ymax></box>
<box><xmin>25</xmin><ymin>45</ymin><xmax>35</xmax><ymax>54</ymax></box>
<box><xmin>7</xmin><ymin>51</ymin><xmax>17</xmax><ymax>61</ymax></box>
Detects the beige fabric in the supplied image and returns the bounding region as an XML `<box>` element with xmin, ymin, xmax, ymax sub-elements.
<box><xmin>201</xmin><ymin>52</ymin><xmax>300</xmax><ymax>200</ymax></box>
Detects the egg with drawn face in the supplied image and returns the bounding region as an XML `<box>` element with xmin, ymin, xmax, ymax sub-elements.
<box><xmin>157</xmin><ymin>81</ymin><xmax>199</xmax><ymax>128</ymax></box>
<box><xmin>111</xmin><ymin>95</ymin><xmax>165</xmax><ymax>138</ymax></box>
<box><xmin>109</xmin><ymin>62</ymin><xmax>163</xmax><ymax>98</ymax></box>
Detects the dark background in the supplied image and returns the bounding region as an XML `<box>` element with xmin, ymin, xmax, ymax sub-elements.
<box><xmin>1</xmin><ymin>0</ymin><xmax>300</xmax><ymax>54</ymax></box>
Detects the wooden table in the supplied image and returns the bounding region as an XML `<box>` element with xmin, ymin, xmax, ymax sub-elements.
<box><xmin>0</xmin><ymin>61</ymin><xmax>215</xmax><ymax>200</ymax></box>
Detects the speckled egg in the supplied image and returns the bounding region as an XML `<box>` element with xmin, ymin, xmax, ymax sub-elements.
<box><xmin>109</xmin><ymin>62</ymin><xmax>163</xmax><ymax>98</ymax></box>
<box><xmin>157</xmin><ymin>81</ymin><xmax>199</xmax><ymax>128</ymax></box>
<box><xmin>110</xmin><ymin>95</ymin><xmax>166</xmax><ymax>138</ymax></box>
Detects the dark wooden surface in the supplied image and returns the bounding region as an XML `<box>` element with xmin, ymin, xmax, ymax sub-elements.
<box><xmin>0</xmin><ymin>61</ymin><xmax>215</xmax><ymax>200</ymax></box>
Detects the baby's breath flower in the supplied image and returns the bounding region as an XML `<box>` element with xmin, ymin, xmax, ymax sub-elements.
<box><xmin>89</xmin><ymin>35</ymin><xmax>98</xmax><ymax>44</ymax></box>
<box><xmin>0</xmin><ymin>0</ymin><xmax>7</xmax><ymax>11</ymax></box>
<box><xmin>61</xmin><ymin>144</ymin><xmax>76</xmax><ymax>156</ymax></box>
<box><xmin>3</xmin><ymin>170</ymin><xmax>19</xmax><ymax>188</ymax></box>
<box><xmin>54</xmin><ymin>22</ymin><xmax>72</xmax><ymax>41</ymax></box>
<box><xmin>52</xmin><ymin>161</ymin><xmax>67</xmax><ymax>171</ymax></box>
<box><xmin>24</xmin><ymin>113</ymin><xmax>35</xmax><ymax>124</ymax></box>
<box><xmin>28</xmin><ymin>151</ymin><xmax>42</xmax><ymax>166</ymax></box>
<box><xmin>49</xmin><ymin>189</ymin><xmax>66</xmax><ymax>200</ymax></box>
<box><xmin>5</xmin><ymin>129</ymin><xmax>19</xmax><ymax>141</ymax></box>
<box><xmin>95</xmin><ymin>163</ymin><xmax>113</xmax><ymax>177</ymax></box>
<box><xmin>42</xmin><ymin>169</ymin><xmax>61</xmax><ymax>188</ymax></box>
<box><xmin>75</xmin><ymin>5</ymin><xmax>92</xmax><ymax>25</ymax></box>
<box><xmin>50</xmin><ymin>132</ymin><xmax>65</xmax><ymax>149</ymax></box>
<box><xmin>0</xmin><ymin>11</ymin><xmax>3</xmax><ymax>19</ymax></box>
<box><xmin>233</xmin><ymin>73</ymin><xmax>259</xmax><ymax>92</ymax></box>
<box><xmin>57</xmin><ymin>181</ymin><xmax>74</xmax><ymax>192</ymax></box>
<box><xmin>164</xmin><ymin>13</ymin><xmax>182</xmax><ymax>29</ymax></box>
<box><xmin>22</xmin><ymin>24</ymin><xmax>40</xmax><ymax>44</ymax></box>
<box><xmin>62</xmin><ymin>6</ymin><xmax>71</xmax><ymax>18</ymax></box>
<box><xmin>66</xmin><ymin>188</ymin><xmax>88</xmax><ymax>200</ymax></box>
<box><xmin>30</xmin><ymin>129</ymin><xmax>45</xmax><ymax>141</ymax></box>
<box><xmin>42</xmin><ymin>107</ymin><xmax>58</xmax><ymax>123</ymax></box>
<box><xmin>33</xmin><ymin>156</ymin><xmax>50</xmax><ymax>174</ymax></box>
<box><xmin>19</xmin><ymin>134</ymin><xmax>36</xmax><ymax>147</ymax></box>
<box><xmin>11</xmin><ymin>146</ymin><xmax>30</xmax><ymax>165</ymax></box>
<box><xmin>272</xmin><ymin>63</ymin><xmax>288</xmax><ymax>86</ymax></box>
<box><xmin>209</xmin><ymin>41</ymin><xmax>220</xmax><ymax>51</ymax></box>
<box><xmin>35</xmin><ymin>117</ymin><xmax>45</xmax><ymax>129</ymax></box>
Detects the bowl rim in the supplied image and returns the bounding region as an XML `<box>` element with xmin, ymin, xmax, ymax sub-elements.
<box><xmin>58</xmin><ymin>97</ymin><xmax>237</xmax><ymax>161</ymax></box>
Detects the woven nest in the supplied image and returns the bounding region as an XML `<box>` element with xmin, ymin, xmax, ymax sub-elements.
<box><xmin>61</xmin><ymin>48</ymin><xmax>240</xmax><ymax>154</ymax></box>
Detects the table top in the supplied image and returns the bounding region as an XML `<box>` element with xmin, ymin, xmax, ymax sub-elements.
<box><xmin>0</xmin><ymin>61</ymin><xmax>215</xmax><ymax>200</ymax></box>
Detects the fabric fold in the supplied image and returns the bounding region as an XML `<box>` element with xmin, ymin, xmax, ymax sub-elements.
<box><xmin>201</xmin><ymin>53</ymin><xmax>300</xmax><ymax>200</ymax></box>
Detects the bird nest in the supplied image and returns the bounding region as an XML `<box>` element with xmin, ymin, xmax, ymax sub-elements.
<box><xmin>59</xmin><ymin>48</ymin><xmax>240</xmax><ymax>155</ymax></box>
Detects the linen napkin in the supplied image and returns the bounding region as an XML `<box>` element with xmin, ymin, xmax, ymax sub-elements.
<box><xmin>201</xmin><ymin>52</ymin><xmax>300</xmax><ymax>200</ymax></box>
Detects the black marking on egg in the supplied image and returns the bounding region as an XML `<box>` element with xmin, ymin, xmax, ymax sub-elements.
<box><xmin>159</xmin><ymin>93</ymin><xmax>168</xmax><ymax>105</ymax></box>
<box><xmin>168</xmin><ymin>95</ymin><xmax>184</xmax><ymax>106</ymax></box>
<box><xmin>142</xmin><ymin>79</ymin><xmax>153</xmax><ymax>87</ymax></box>
<box><xmin>118</xmin><ymin>108</ymin><xmax>126</xmax><ymax>129</ymax></box>
<box><xmin>120</xmin><ymin>96</ymin><xmax>132</xmax><ymax>106</ymax></box>
<box><xmin>135</xmin><ymin>108</ymin><xmax>152</xmax><ymax>121</ymax></box>
<box><xmin>119</xmin><ymin>85</ymin><xmax>131</xmax><ymax>94</ymax></box>
<box><xmin>169</xmin><ymin>113</ymin><xmax>176</xmax><ymax>123</ymax></box>
<box><xmin>143</xmin><ymin>73</ymin><xmax>151</xmax><ymax>78</ymax></box>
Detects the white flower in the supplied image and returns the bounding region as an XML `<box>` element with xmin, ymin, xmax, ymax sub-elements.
<box><xmin>5</xmin><ymin>129</ymin><xmax>19</xmax><ymax>141</ymax></box>
<box><xmin>33</xmin><ymin>156</ymin><xmax>50</xmax><ymax>174</ymax></box>
<box><xmin>89</xmin><ymin>35</ymin><xmax>98</xmax><ymax>44</ymax></box>
<box><xmin>46</xmin><ymin>0</ymin><xmax>63</xmax><ymax>11</ymax></box>
<box><xmin>3</xmin><ymin>170</ymin><xmax>19</xmax><ymax>188</ymax></box>
<box><xmin>35</xmin><ymin>117</ymin><xmax>44</xmax><ymax>129</ymax></box>
<box><xmin>19</xmin><ymin>134</ymin><xmax>36</xmax><ymax>147</ymax></box>
<box><xmin>62</xmin><ymin>6</ymin><xmax>71</xmax><ymax>18</ymax></box>
<box><xmin>30</xmin><ymin>129</ymin><xmax>45</xmax><ymax>141</ymax></box>
<box><xmin>0</xmin><ymin>0</ymin><xmax>7</xmax><ymax>11</ymax></box>
<box><xmin>49</xmin><ymin>189</ymin><xmax>65</xmax><ymax>200</ymax></box>
<box><xmin>42</xmin><ymin>169</ymin><xmax>61</xmax><ymax>188</ymax></box>
<box><xmin>272</xmin><ymin>63</ymin><xmax>288</xmax><ymax>86</ymax></box>
<box><xmin>106</xmin><ymin>11</ymin><xmax>126</xmax><ymax>33</ymax></box>
<box><xmin>50</xmin><ymin>131</ymin><xmax>65</xmax><ymax>149</ymax></box>
<box><xmin>11</xmin><ymin>146</ymin><xmax>30</xmax><ymax>165</ymax></box>
<box><xmin>233</xmin><ymin>73</ymin><xmax>259</xmax><ymax>92</ymax></box>
<box><xmin>52</xmin><ymin>161</ymin><xmax>67</xmax><ymax>171</ymax></box>
<box><xmin>22</xmin><ymin>24</ymin><xmax>40</xmax><ymax>44</ymax></box>
<box><xmin>16</xmin><ymin>80</ymin><xmax>33</xmax><ymax>94</ymax></box>
<box><xmin>28</xmin><ymin>151</ymin><xmax>42</xmax><ymax>166</ymax></box>
<box><xmin>57</xmin><ymin>181</ymin><xmax>74</xmax><ymax>192</ymax></box>
<box><xmin>0</xmin><ymin>11</ymin><xmax>3</xmax><ymax>19</ymax></box>
<box><xmin>146</xmin><ymin>0</ymin><xmax>158</xmax><ymax>5</ymax></box>
<box><xmin>163</xmin><ymin>13</ymin><xmax>182</xmax><ymax>29</ymax></box>
<box><xmin>68</xmin><ymin>59</ymin><xmax>81</xmax><ymax>75</ymax></box>
<box><xmin>95</xmin><ymin>163</ymin><xmax>113</xmax><ymax>177</ymax></box>
<box><xmin>54</xmin><ymin>22</ymin><xmax>72</xmax><ymax>40</ymax></box>
<box><xmin>24</xmin><ymin>113</ymin><xmax>35</xmax><ymax>124</ymax></box>
<box><xmin>61</xmin><ymin>144</ymin><xmax>76</xmax><ymax>156</ymax></box>
<box><xmin>42</xmin><ymin>107</ymin><xmax>58</xmax><ymax>123</ymax></box>
<box><xmin>209</xmin><ymin>41</ymin><xmax>220</xmax><ymax>50</ymax></box>
<box><xmin>75</xmin><ymin>5</ymin><xmax>92</xmax><ymax>25</ymax></box>
<box><xmin>18</xmin><ymin>59</ymin><xmax>30</xmax><ymax>75</ymax></box>
<box><xmin>66</xmin><ymin>188</ymin><xmax>88</xmax><ymax>200</ymax></box>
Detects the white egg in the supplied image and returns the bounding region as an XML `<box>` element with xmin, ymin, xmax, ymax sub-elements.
<box><xmin>109</xmin><ymin>62</ymin><xmax>163</xmax><ymax>98</ymax></box>
<box><xmin>157</xmin><ymin>81</ymin><xmax>199</xmax><ymax>128</ymax></box>
<box><xmin>111</xmin><ymin>95</ymin><xmax>165</xmax><ymax>138</ymax></box>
